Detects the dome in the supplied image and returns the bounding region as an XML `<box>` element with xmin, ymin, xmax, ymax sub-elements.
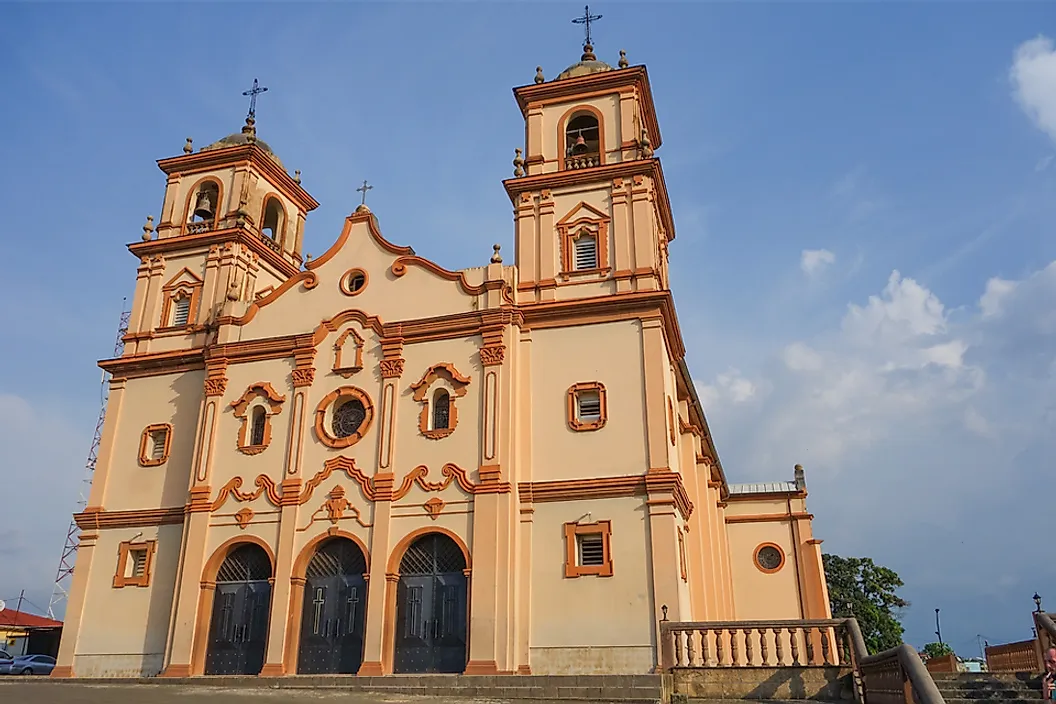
<box><xmin>201</xmin><ymin>122</ymin><xmax>284</xmax><ymax>167</ymax></box>
<box><xmin>556</xmin><ymin>45</ymin><xmax>614</xmax><ymax>81</ymax></box>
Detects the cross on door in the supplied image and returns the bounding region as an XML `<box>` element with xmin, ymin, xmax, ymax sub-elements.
<box><xmin>312</xmin><ymin>587</ymin><xmax>326</xmax><ymax>635</ymax></box>
<box><xmin>346</xmin><ymin>586</ymin><xmax>360</xmax><ymax>632</ymax></box>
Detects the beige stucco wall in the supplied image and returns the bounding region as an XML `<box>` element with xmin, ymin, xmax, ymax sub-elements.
<box><xmin>101</xmin><ymin>371</ymin><xmax>201</xmax><ymax>511</ymax></box>
<box><xmin>529</xmin><ymin>321</ymin><xmax>647</xmax><ymax>482</ymax></box>
<box><xmin>72</xmin><ymin>524</ymin><xmax>183</xmax><ymax>677</ymax></box>
<box><xmin>529</xmin><ymin>496</ymin><xmax>654</xmax><ymax>674</ymax></box>
<box><xmin>726</xmin><ymin>516</ymin><xmax>803</xmax><ymax>620</ymax></box>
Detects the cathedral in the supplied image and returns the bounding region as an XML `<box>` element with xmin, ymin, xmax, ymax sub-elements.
<box><xmin>53</xmin><ymin>35</ymin><xmax>831</xmax><ymax>679</ymax></box>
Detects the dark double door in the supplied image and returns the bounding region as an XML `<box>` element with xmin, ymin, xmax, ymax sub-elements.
<box><xmin>394</xmin><ymin>533</ymin><xmax>468</xmax><ymax>674</ymax></box>
<box><xmin>297</xmin><ymin>539</ymin><xmax>368</xmax><ymax>674</ymax></box>
<box><xmin>204</xmin><ymin>544</ymin><xmax>273</xmax><ymax>675</ymax></box>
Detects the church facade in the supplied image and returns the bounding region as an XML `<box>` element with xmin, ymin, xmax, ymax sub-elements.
<box><xmin>53</xmin><ymin>44</ymin><xmax>831</xmax><ymax>679</ymax></box>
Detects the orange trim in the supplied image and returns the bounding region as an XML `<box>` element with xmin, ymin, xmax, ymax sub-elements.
<box><xmin>667</xmin><ymin>398</ymin><xmax>677</xmax><ymax>446</ymax></box>
<box><xmin>566</xmin><ymin>382</ymin><xmax>607</xmax><ymax>432</ymax></box>
<box><xmin>313</xmin><ymin>386</ymin><xmax>375</xmax><ymax>449</ymax></box>
<box><xmin>112</xmin><ymin>539</ymin><xmax>157</xmax><ymax>588</ymax></box>
<box><xmin>387</xmin><ymin>526</ymin><xmax>471</xmax><ymax>575</ymax></box>
<box><xmin>306</xmin><ymin>209</ymin><xmax>412</xmax><ymax>272</ymax></box>
<box><xmin>390</xmin><ymin>256</ymin><xmax>510</xmax><ymax>301</ymax></box>
<box><xmin>753</xmin><ymin>542</ymin><xmax>786</xmax><ymax>574</ymax></box>
<box><xmin>218</xmin><ymin>270</ymin><xmax>319</xmax><ymax>327</ymax></box>
<box><xmin>339</xmin><ymin>268</ymin><xmax>369</xmax><ymax>297</ymax></box>
<box><xmin>677</xmin><ymin>527</ymin><xmax>688</xmax><ymax>582</ymax></box>
<box><xmin>557</xmin><ymin>104</ymin><xmax>607</xmax><ymax>170</ymax></box>
<box><xmin>191</xmin><ymin>535</ymin><xmax>276</xmax><ymax>675</ymax></box>
<box><xmin>158</xmin><ymin>268</ymin><xmax>204</xmax><ymax>330</ymax></box>
<box><xmin>726</xmin><ymin>511</ymin><xmax>813</xmax><ymax>524</ymax></box>
<box><xmin>75</xmin><ymin>506</ymin><xmax>185</xmax><ymax>529</ymax></box>
<box><xmin>180</xmin><ymin>176</ymin><xmax>224</xmax><ymax>235</ymax></box>
<box><xmin>557</xmin><ymin>201</ymin><xmax>611</xmax><ymax>275</ymax></box>
<box><xmin>563</xmin><ymin>520</ymin><xmax>613</xmax><ymax>578</ymax></box>
<box><xmin>520</xmin><ymin>473</ymin><xmax>692</xmax><ymax>521</ymax></box>
<box><xmin>259</xmin><ymin>194</ymin><xmax>288</xmax><ymax>245</ymax></box>
<box><xmin>137</xmin><ymin>423</ymin><xmax>172</xmax><ymax>467</ymax></box>
<box><xmin>333</xmin><ymin>327</ymin><xmax>365</xmax><ymax>376</ymax></box>
<box><xmin>410</xmin><ymin>363</ymin><xmax>470</xmax><ymax>441</ymax></box>
<box><xmin>129</xmin><ymin>227</ymin><xmax>300</xmax><ymax>280</ymax></box>
<box><xmin>231</xmin><ymin>383</ymin><xmax>285</xmax><ymax>456</ymax></box>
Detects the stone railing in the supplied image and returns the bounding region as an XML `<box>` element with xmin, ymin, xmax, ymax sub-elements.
<box><xmin>660</xmin><ymin>618</ymin><xmax>946</xmax><ymax>704</ymax></box>
<box><xmin>984</xmin><ymin>639</ymin><xmax>1037</xmax><ymax>673</ymax></box>
<box><xmin>1034</xmin><ymin>611</ymin><xmax>1056</xmax><ymax>670</ymax></box>
<box><xmin>259</xmin><ymin>232</ymin><xmax>281</xmax><ymax>253</ymax></box>
<box><xmin>660</xmin><ymin>619</ymin><xmax>853</xmax><ymax>668</ymax></box>
<box><xmin>565</xmin><ymin>154</ymin><xmax>600</xmax><ymax>170</ymax></box>
<box><xmin>185</xmin><ymin>219</ymin><xmax>215</xmax><ymax>234</ymax></box>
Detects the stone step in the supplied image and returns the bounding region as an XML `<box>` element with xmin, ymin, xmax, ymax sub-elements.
<box><xmin>936</xmin><ymin>689</ymin><xmax>1039</xmax><ymax>700</ymax></box>
<box><xmin>47</xmin><ymin>674</ymin><xmax>666</xmax><ymax>702</ymax></box>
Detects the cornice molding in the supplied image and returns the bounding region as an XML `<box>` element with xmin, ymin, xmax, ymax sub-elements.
<box><xmin>129</xmin><ymin>227</ymin><xmax>300</xmax><ymax>279</ymax></box>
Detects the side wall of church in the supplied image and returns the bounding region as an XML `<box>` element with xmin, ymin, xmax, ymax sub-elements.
<box><xmin>71</xmin><ymin>523</ymin><xmax>183</xmax><ymax>677</ymax></box>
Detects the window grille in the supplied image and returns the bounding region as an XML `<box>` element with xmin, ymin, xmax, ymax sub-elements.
<box><xmin>332</xmin><ymin>399</ymin><xmax>366</xmax><ymax>438</ymax></box>
<box><xmin>577</xmin><ymin>391</ymin><xmax>602</xmax><ymax>421</ymax></box>
<box><xmin>173</xmin><ymin>297</ymin><xmax>191</xmax><ymax>326</ymax></box>
<box><xmin>574</xmin><ymin>235</ymin><xmax>598</xmax><ymax>270</ymax></box>
<box><xmin>130</xmin><ymin>549</ymin><xmax>148</xmax><ymax>577</ymax></box>
<box><xmin>151</xmin><ymin>430</ymin><xmax>167</xmax><ymax>459</ymax></box>
<box><xmin>250</xmin><ymin>408</ymin><xmax>266</xmax><ymax>446</ymax></box>
<box><xmin>577</xmin><ymin>534</ymin><xmax>605</xmax><ymax>566</ymax></box>
<box><xmin>433</xmin><ymin>391</ymin><xmax>450</xmax><ymax>430</ymax></box>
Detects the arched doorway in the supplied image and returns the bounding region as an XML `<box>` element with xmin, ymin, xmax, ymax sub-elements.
<box><xmin>393</xmin><ymin>532</ymin><xmax>468</xmax><ymax>673</ymax></box>
<box><xmin>204</xmin><ymin>543</ymin><xmax>272</xmax><ymax>675</ymax></box>
<box><xmin>296</xmin><ymin>537</ymin><xmax>368</xmax><ymax>674</ymax></box>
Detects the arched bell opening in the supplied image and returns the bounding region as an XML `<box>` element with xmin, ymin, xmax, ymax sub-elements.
<box><xmin>392</xmin><ymin>532</ymin><xmax>469</xmax><ymax>674</ymax></box>
<box><xmin>261</xmin><ymin>197</ymin><xmax>285</xmax><ymax>242</ymax></box>
<box><xmin>190</xmin><ymin>181</ymin><xmax>220</xmax><ymax>224</ymax></box>
<box><xmin>204</xmin><ymin>543</ymin><xmax>273</xmax><ymax>676</ymax></box>
<box><xmin>296</xmin><ymin>537</ymin><xmax>369</xmax><ymax>675</ymax></box>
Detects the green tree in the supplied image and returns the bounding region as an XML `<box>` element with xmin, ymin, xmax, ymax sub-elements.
<box><xmin>921</xmin><ymin>642</ymin><xmax>955</xmax><ymax>659</ymax></box>
<box><xmin>823</xmin><ymin>553</ymin><xmax>909</xmax><ymax>654</ymax></box>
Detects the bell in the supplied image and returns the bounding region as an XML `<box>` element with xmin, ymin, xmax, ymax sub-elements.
<box><xmin>573</xmin><ymin>133</ymin><xmax>588</xmax><ymax>151</ymax></box>
<box><xmin>193</xmin><ymin>191</ymin><xmax>215</xmax><ymax>221</ymax></box>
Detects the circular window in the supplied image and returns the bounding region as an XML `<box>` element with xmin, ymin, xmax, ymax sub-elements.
<box><xmin>755</xmin><ymin>544</ymin><xmax>785</xmax><ymax>573</ymax></box>
<box><xmin>315</xmin><ymin>387</ymin><xmax>374</xmax><ymax>448</ymax></box>
<box><xmin>340</xmin><ymin>269</ymin><xmax>368</xmax><ymax>296</ymax></box>
<box><xmin>332</xmin><ymin>398</ymin><xmax>366</xmax><ymax>438</ymax></box>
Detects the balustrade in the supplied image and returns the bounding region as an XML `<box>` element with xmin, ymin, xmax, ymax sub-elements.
<box><xmin>565</xmin><ymin>154</ymin><xmax>600</xmax><ymax>170</ymax></box>
<box><xmin>661</xmin><ymin>619</ymin><xmax>851</xmax><ymax>668</ymax></box>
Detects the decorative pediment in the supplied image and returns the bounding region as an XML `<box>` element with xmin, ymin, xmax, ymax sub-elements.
<box><xmin>162</xmin><ymin>267</ymin><xmax>204</xmax><ymax>291</ymax></box>
<box><xmin>409</xmin><ymin>363</ymin><xmax>471</xmax><ymax>440</ymax></box>
<box><xmin>333</xmin><ymin>327</ymin><xmax>365</xmax><ymax>377</ymax></box>
<box><xmin>410</xmin><ymin>363</ymin><xmax>471</xmax><ymax>401</ymax></box>
<box><xmin>230</xmin><ymin>382</ymin><xmax>286</xmax><ymax>417</ymax></box>
<box><xmin>556</xmin><ymin>201</ymin><xmax>609</xmax><ymax>228</ymax></box>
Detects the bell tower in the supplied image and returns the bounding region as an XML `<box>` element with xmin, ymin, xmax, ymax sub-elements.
<box><xmin>123</xmin><ymin>83</ymin><xmax>319</xmax><ymax>355</ymax></box>
<box><xmin>503</xmin><ymin>21</ymin><xmax>674</xmax><ymax>303</ymax></box>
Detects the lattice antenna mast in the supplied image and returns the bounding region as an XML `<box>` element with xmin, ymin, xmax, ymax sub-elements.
<box><xmin>48</xmin><ymin>301</ymin><xmax>130</xmax><ymax>619</ymax></box>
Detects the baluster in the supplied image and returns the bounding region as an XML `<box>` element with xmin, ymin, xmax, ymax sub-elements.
<box><xmin>729</xmin><ymin>628</ymin><xmax>739</xmax><ymax>666</ymax></box>
<box><xmin>839</xmin><ymin>627</ymin><xmax>850</xmax><ymax>665</ymax></box>
<box><xmin>790</xmin><ymin>627</ymin><xmax>801</xmax><ymax>666</ymax></box>
<box><xmin>716</xmin><ymin>628</ymin><xmax>725</xmax><ymax>667</ymax></box>
<box><xmin>701</xmin><ymin>629</ymin><xmax>711</xmax><ymax>667</ymax></box>
<box><xmin>686</xmin><ymin>627</ymin><xmax>697</xmax><ymax>666</ymax></box>
<box><xmin>744</xmin><ymin>628</ymin><xmax>754</xmax><ymax>666</ymax></box>
<box><xmin>805</xmin><ymin>627</ymin><xmax>816</xmax><ymax>664</ymax></box>
<box><xmin>674</xmin><ymin>629</ymin><xmax>685</xmax><ymax>666</ymax></box>
<box><xmin>776</xmin><ymin>627</ymin><xmax>785</xmax><ymax>666</ymax></box>
<box><xmin>821</xmin><ymin>628</ymin><xmax>832</xmax><ymax>665</ymax></box>
<box><xmin>761</xmin><ymin>627</ymin><xmax>771</xmax><ymax>666</ymax></box>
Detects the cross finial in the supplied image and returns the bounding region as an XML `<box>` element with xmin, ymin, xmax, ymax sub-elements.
<box><xmin>242</xmin><ymin>78</ymin><xmax>268</xmax><ymax>120</ymax></box>
<box><xmin>572</xmin><ymin>5</ymin><xmax>602</xmax><ymax>55</ymax></box>
<box><xmin>356</xmin><ymin>180</ymin><xmax>373</xmax><ymax>206</ymax></box>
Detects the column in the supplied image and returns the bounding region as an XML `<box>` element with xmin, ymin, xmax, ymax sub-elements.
<box><xmin>466</xmin><ymin>321</ymin><xmax>514</xmax><ymax>674</ymax></box>
<box><xmin>645</xmin><ymin>473</ymin><xmax>683</xmax><ymax>669</ymax></box>
<box><xmin>51</xmin><ymin>530</ymin><xmax>100</xmax><ymax>677</ymax></box>
<box><xmin>161</xmin><ymin>363</ymin><xmax>226</xmax><ymax>676</ymax></box>
<box><xmin>262</xmin><ymin>356</ymin><xmax>314</xmax><ymax>675</ymax></box>
<box><xmin>359</xmin><ymin>345</ymin><xmax>403</xmax><ymax>676</ymax></box>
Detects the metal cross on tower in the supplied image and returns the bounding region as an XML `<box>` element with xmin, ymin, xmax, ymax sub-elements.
<box><xmin>356</xmin><ymin>180</ymin><xmax>373</xmax><ymax>206</ymax></box>
<box><xmin>572</xmin><ymin>5</ymin><xmax>602</xmax><ymax>47</ymax></box>
<box><xmin>242</xmin><ymin>78</ymin><xmax>268</xmax><ymax>120</ymax></box>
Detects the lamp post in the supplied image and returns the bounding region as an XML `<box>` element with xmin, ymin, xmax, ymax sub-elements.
<box><xmin>935</xmin><ymin>608</ymin><xmax>944</xmax><ymax>645</ymax></box>
<box><xmin>1034</xmin><ymin>593</ymin><xmax>1043</xmax><ymax>613</ymax></box>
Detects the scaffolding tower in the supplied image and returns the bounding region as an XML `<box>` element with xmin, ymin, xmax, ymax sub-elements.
<box><xmin>47</xmin><ymin>303</ymin><xmax>131</xmax><ymax>620</ymax></box>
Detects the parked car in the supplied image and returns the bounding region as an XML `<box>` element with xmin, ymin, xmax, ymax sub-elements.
<box><xmin>0</xmin><ymin>650</ymin><xmax>13</xmax><ymax>675</ymax></box>
<box><xmin>9</xmin><ymin>654</ymin><xmax>55</xmax><ymax>675</ymax></box>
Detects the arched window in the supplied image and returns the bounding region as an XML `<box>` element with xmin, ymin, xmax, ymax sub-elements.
<box><xmin>250</xmin><ymin>406</ymin><xmax>267</xmax><ymax>446</ymax></box>
<box><xmin>565</xmin><ymin>112</ymin><xmax>600</xmax><ymax>169</ymax></box>
<box><xmin>432</xmin><ymin>389</ymin><xmax>451</xmax><ymax>431</ymax></box>
<box><xmin>190</xmin><ymin>181</ymin><xmax>220</xmax><ymax>223</ymax></box>
<box><xmin>261</xmin><ymin>197</ymin><xmax>285</xmax><ymax>241</ymax></box>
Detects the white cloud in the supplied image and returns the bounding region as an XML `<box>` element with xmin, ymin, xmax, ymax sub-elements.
<box><xmin>698</xmin><ymin>368</ymin><xmax>761</xmax><ymax>407</ymax></box>
<box><xmin>800</xmin><ymin>249</ymin><xmax>836</xmax><ymax>277</ymax></box>
<box><xmin>692</xmin><ymin>258</ymin><xmax>1056</xmax><ymax>652</ymax></box>
<box><xmin>1011</xmin><ymin>35</ymin><xmax>1056</xmax><ymax>143</ymax></box>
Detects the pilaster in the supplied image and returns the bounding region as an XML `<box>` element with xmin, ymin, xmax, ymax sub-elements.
<box><xmin>86</xmin><ymin>377</ymin><xmax>127</xmax><ymax>508</ymax></box>
<box><xmin>640</xmin><ymin>319</ymin><xmax>670</xmax><ymax>471</ymax></box>
<box><xmin>360</xmin><ymin>344</ymin><xmax>404</xmax><ymax>676</ymax></box>
<box><xmin>50</xmin><ymin>531</ymin><xmax>99</xmax><ymax>678</ymax></box>
<box><xmin>161</xmin><ymin>362</ymin><xmax>227</xmax><ymax>676</ymax></box>
<box><xmin>537</xmin><ymin>190</ymin><xmax>557</xmax><ymax>302</ymax></box>
<box><xmin>645</xmin><ymin>469</ymin><xmax>683</xmax><ymax>666</ymax></box>
<box><xmin>611</xmin><ymin>177</ymin><xmax>634</xmax><ymax>294</ymax></box>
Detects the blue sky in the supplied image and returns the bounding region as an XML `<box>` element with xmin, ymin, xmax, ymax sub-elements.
<box><xmin>1</xmin><ymin>1</ymin><xmax>1054</xmax><ymax>658</ymax></box>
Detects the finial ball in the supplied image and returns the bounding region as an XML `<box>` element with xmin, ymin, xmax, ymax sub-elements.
<box><xmin>491</xmin><ymin>244</ymin><xmax>503</xmax><ymax>264</ymax></box>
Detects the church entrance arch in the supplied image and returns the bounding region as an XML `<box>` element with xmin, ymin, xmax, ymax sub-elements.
<box><xmin>204</xmin><ymin>543</ymin><xmax>272</xmax><ymax>676</ymax></box>
<box><xmin>296</xmin><ymin>537</ymin><xmax>369</xmax><ymax>674</ymax></box>
<box><xmin>393</xmin><ymin>532</ymin><xmax>469</xmax><ymax>673</ymax></box>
